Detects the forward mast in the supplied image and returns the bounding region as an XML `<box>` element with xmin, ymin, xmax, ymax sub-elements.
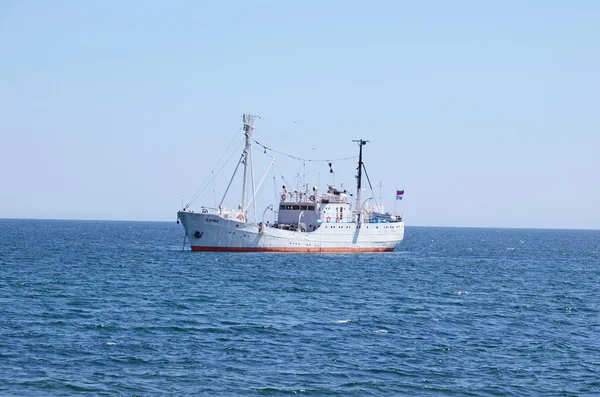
<box><xmin>241</xmin><ymin>114</ymin><xmax>255</xmax><ymax>210</ymax></box>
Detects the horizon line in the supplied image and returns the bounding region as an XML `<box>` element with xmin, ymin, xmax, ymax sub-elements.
<box><xmin>1</xmin><ymin>217</ymin><xmax>598</xmax><ymax>232</ymax></box>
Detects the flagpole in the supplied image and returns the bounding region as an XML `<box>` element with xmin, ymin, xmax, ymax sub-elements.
<box><xmin>394</xmin><ymin>190</ymin><xmax>397</xmax><ymax>215</ymax></box>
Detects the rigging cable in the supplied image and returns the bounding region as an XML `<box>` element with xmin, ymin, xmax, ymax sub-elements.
<box><xmin>362</xmin><ymin>163</ymin><xmax>376</xmax><ymax>202</ymax></box>
<box><xmin>184</xmin><ymin>135</ymin><xmax>245</xmax><ymax>210</ymax></box>
<box><xmin>252</xmin><ymin>138</ymin><xmax>357</xmax><ymax>163</ymax></box>
<box><xmin>184</xmin><ymin>127</ymin><xmax>243</xmax><ymax>209</ymax></box>
<box><xmin>273</xmin><ymin>162</ymin><xmax>290</xmax><ymax>190</ymax></box>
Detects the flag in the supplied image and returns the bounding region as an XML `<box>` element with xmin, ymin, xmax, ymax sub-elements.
<box><xmin>396</xmin><ymin>190</ymin><xmax>404</xmax><ymax>200</ymax></box>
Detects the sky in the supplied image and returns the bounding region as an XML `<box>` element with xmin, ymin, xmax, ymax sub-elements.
<box><xmin>1</xmin><ymin>0</ymin><xmax>599</xmax><ymax>229</ymax></box>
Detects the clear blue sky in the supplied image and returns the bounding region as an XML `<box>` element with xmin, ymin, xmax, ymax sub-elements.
<box><xmin>1</xmin><ymin>1</ymin><xmax>598</xmax><ymax>229</ymax></box>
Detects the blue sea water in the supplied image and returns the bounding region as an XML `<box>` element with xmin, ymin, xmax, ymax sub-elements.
<box><xmin>1</xmin><ymin>219</ymin><xmax>599</xmax><ymax>396</ymax></box>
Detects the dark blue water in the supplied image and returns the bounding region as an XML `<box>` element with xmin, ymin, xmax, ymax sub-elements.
<box><xmin>1</xmin><ymin>219</ymin><xmax>599</xmax><ymax>396</ymax></box>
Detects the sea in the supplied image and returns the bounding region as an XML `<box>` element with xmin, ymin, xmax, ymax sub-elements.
<box><xmin>0</xmin><ymin>219</ymin><xmax>599</xmax><ymax>396</ymax></box>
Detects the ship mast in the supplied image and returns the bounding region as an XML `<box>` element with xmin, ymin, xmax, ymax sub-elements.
<box><xmin>241</xmin><ymin>114</ymin><xmax>255</xmax><ymax>210</ymax></box>
<box><xmin>353</xmin><ymin>139</ymin><xmax>368</xmax><ymax>218</ymax></box>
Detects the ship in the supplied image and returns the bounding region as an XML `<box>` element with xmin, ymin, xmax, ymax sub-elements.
<box><xmin>177</xmin><ymin>114</ymin><xmax>404</xmax><ymax>252</ymax></box>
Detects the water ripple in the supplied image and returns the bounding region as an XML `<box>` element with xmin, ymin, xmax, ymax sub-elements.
<box><xmin>1</xmin><ymin>220</ymin><xmax>599</xmax><ymax>395</ymax></box>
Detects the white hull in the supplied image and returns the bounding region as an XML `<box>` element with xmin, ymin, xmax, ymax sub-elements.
<box><xmin>178</xmin><ymin>211</ymin><xmax>404</xmax><ymax>252</ymax></box>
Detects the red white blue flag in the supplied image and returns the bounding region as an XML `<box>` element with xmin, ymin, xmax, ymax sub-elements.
<box><xmin>396</xmin><ymin>190</ymin><xmax>404</xmax><ymax>200</ymax></box>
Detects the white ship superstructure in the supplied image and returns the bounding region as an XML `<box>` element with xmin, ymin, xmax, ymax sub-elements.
<box><xmin>177</xmin><ymin>114</ymin><xmax>404</xmax><ymax>252</ymax></box>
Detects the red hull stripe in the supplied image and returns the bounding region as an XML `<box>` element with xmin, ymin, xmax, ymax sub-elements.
<box><xmin>190</xmin><ymin>246</ymin><xmax>394</xmax><ymax>252</ymax></box>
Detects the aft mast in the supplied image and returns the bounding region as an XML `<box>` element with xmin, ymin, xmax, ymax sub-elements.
<box><xmin>241</xmin><ymin>114</ymin><xmax>255</xmax><ymax>210</ymax></box>
<box><xmin>353</xmin><ymin>139</ymin><xmax>368</xmax><ymax>220</ymax></box>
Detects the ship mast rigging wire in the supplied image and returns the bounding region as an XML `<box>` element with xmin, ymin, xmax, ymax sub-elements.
<box><xmin>185</xmin><ymin>130</ymin><xmax>359</xmax><ymax>211</ymax></box>
<box><xmin>252</xmin><ymin>138</ymin><xmax>357</xmax><ymax>163</ymax></box>
<box><xmin>361</xmin><ymin>163</ymin><xmax>377</xmax><ymax>205</ymax></box>
<box><xmin>184</xmin><ymin>128</ymin><xmax>243</xmax><ymax>210</ymax></box>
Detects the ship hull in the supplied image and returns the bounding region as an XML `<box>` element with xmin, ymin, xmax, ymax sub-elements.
<box><xmin>178</xmin><ymin>211</ymin><xmax>404</xmax><ymax>252</ymax></box>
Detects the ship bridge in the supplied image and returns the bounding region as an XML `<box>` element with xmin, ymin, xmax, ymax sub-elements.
<box><xmin>275</xmin><ymin>185</ymin><xmax>319</xmax><ymax>232</ymax></box>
